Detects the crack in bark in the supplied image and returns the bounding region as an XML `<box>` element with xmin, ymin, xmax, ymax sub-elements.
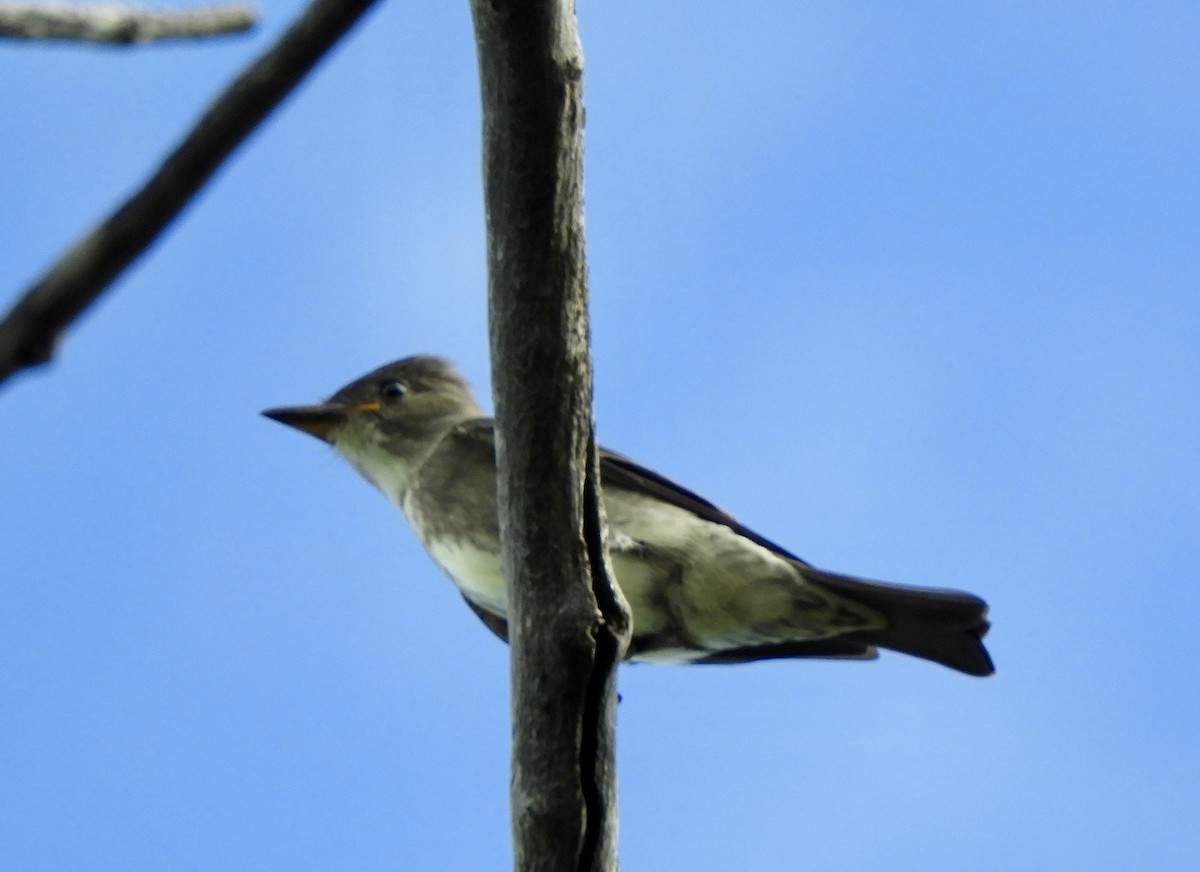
<box><xmin>577</xmin><ymin>435</ymin><xmax>630</xmax><ymax>871</ymax></box>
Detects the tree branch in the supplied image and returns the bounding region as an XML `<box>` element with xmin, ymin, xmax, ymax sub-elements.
<box><xmin>470</xmin><ymin>0</ymin><xmax>631</xmax><ymax>870</ymax></box>
<box><xmin>0</xmin><ymin>3</ymin><xmax>256</xmax><ymax>44</ymax></box>
<box><xmin>0</xmin><ymin>0</ymin><xmax>382</xmax><ymax>389</ymax></box>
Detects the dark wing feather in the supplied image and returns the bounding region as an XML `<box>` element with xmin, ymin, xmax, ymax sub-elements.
<box><xmin>462</xmin><ymin>595</ymin><xmax>509</xmax><ymax>643</ymax></box>
<box><xmin>691</xmin><ymin>639</ymin><xmax>878</xmax><ymax>664</ymax></box>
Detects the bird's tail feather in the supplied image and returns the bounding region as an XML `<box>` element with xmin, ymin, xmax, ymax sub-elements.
<box><xmin>801</xmin><ymin>566</ymin><xmax>995</xmax><ymax>677</ymax></box>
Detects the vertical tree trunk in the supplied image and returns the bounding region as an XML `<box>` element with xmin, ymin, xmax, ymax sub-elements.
<box><xmin>469</xmin><ymin>1</ymin><xmax>631</xmax><ymax>870</ymax></box>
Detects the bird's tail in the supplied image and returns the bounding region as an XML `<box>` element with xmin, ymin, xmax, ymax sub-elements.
<box><xmin>800</xmin><ymin>566</ymin><xmax>995</xmax><ymax>676</ymax></box>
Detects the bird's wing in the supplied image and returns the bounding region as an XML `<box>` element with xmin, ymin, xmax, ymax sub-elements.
<box><xmin>462</xmin><ymin>595</ymin><xmax>509</xmax><ymax>642</ymax></box>
<box><xmin>597</xmin><ymin>448</ymin><xmax>813</xmax><ymax>566</ymax></box>
<box><xmin>451</xmin><ymin>418</ymin><xmax>810</xmax><ymax>565</ymax></box>
<box><xmin>453</xmin><ymin>420</ymin><xmax>892</xmax><ymax>665</ymax></box>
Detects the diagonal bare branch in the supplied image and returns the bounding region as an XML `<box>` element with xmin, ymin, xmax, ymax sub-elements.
<box><xmin>0</xmin><ymin>0</ymin><xmax>382</xmax><ymax>389</ymax></box>
<box><xmin>0</xmin><ymin>3</ymin><xmax>256</xmax><ymax>44</ymax></box>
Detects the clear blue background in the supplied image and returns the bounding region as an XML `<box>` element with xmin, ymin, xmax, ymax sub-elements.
<box><xmin>3</xmin><ymin>2</ymin><xmax>1198</xmax><ymax>869</ymax></box>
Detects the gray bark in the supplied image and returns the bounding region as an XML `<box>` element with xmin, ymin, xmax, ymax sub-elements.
<box><xmin>469</xmin><ymin>1</ymin><xmax>631</xmax><ymax>870</ymax></box>
<box><xmin>0</xmin><ymin>3</ymin><xmax>256</xmax><ymax>44</ymax></box>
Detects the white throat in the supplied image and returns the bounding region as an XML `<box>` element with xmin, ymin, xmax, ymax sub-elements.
<box><xmin>333</xmin><ymin>435</ymin><xmax>416</xmax><ymax>512</ymax></box>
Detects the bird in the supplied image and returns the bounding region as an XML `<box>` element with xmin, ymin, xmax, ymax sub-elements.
<box><xmin>263</xmin><ymin>355</ymin><xmax>993</xmax><ymax>676</ymax></box>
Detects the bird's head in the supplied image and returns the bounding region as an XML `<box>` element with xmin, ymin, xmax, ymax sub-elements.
<box><xmin>263</xmin><ymin>355</ymin><xmax>483</xmax><ymax>498</ymax></box>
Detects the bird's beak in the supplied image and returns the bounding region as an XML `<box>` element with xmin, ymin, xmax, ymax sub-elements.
<box><xmin>262</xmin><ymin>403</ymin><xmax>349</xmax><ymax>444</ymax></box>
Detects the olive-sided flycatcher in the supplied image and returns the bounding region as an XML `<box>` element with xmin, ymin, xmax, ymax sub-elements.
<box><xmin>264</xmin><ymin>356</ymin><xmax>993</xmax><ymax>676</ymax></box>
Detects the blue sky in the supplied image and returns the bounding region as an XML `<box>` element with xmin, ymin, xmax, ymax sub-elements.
<box><xmin>3</xmin><ymin>1</ymin><xmax>1198</xmax><ymax>869</ymax></box>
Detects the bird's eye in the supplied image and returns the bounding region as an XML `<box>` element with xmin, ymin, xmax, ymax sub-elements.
<box><xmin>380</xmin><ymin>380</ymin><xmax>407</xmax><ymax>400</ymax></box>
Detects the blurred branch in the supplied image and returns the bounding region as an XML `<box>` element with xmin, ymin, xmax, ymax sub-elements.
<box><xmin>0</xmin><ymin>0</ymin><xmax>382</xmax><ymax>389</ymax></box>
<box><xmin>0</xmin><ymin>3</ymin><xmax>256</xmax><ymax>44</ymax></box>
<box><xmin>471</xmin><ymin>0</ymin><xmax>631</xmax><ymax>870</ymax></box>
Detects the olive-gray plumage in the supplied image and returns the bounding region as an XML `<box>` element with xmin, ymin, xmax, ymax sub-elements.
<box><xmin>264</xmin><ymin>356</ymin><xmax>993</xmax><ymax>676</ymax></box>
